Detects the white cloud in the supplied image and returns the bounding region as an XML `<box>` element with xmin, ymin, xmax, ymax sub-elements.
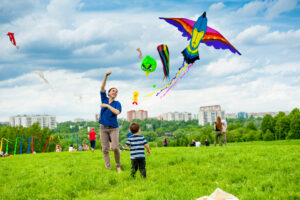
<box><xmin>209</xmin><ymin>2</ymin><xmax>225</xmax><ymax>11</ymax></box>
<box><xmin>254</xmin><ymin>62</ymin><xmax>300</xmax><ymax>75</ymax></box>
<box><xmin>236</xmin><ymin>1</ymin><xmax>267</xmax><ymax>16</ymax></box>
<box><xmin>46</xmin><ymin>0</ymin><xmax>82</xmax><ymax>20</ymax></box>
<box><xmin>265</xmin><ymin>0</ymin><xmax>298</xmax><ymax>20</ymax></box>
<box><xmin>236</xmin><ymin>25</ymin><xmax>270</xmax><ymax>43</ymax></box>
<box><xmin>236</xmin><ymin>25</ymin><xmax>300</xmax><ymax>47</ymax></box>
<box><xmin>234</xmin><ymin>0</ymin><xmax>298</xmax><ymax>19</ymax></box>
<box><xmin>205</xmin><ymin>56</ymin><xmax>252</xmax><ymax>77</ymax></box>
<box><xmin>57</xmin><ymin>18</ymin><xmax>120</xmax><ymax>46</ymax></box>
<box><xmin>73</xmin><ymin>43</ymin><xmax>107</xmax><ymax>55</ymax></box>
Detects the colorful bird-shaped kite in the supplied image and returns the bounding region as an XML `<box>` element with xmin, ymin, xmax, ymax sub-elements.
<box><xmin>157</xmin><ymin>44</ymin><xmax>170</xmax><ymax>81</ymax></box>
<box><xmin>7</xmin><ymin>32</ymin><xmax>19</xmax><ymax>49</ymax></box>
<box><xmin>159</xmin><ymin>13</ymin><xmax>241</xmax><ymax>56</ymax></box>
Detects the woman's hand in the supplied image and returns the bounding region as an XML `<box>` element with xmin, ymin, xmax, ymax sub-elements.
<box><xmin>101</xmin><ymin>104</ymin><xmax>109</xmax><ymax>108</ymax></box>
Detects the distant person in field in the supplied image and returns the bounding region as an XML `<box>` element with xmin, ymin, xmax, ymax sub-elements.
<box><xmin>221</xmin><ymin>118</ymin><xmax>228</xmax><ymax>146</ymax></box>
<box><xmin>190</xmin><ymin>139</ymin><xmax>196</xmax><ymax>147</ymax></box>
<box><xmin>88</xmin><ymin>127</ymin><xmax>97</xmax><ymax>152</ymax></box>
<box><xmin>83</xmin><ymin>144</ymin><xmax>89</xmax><ymax>151</ymax></box>
<box><xmin>126</xmin><ymin>122</ymin><xmax>151</xmax><ymax>178</ymax></box>
<box><xmin>56</xmin><ymin>144</ymin><xmax>61</xmax><ymax>152</ymax></box>
<box><xmin>99</xmin><ymin>71</ymin><xmax>122</xmax><ymax>172</ymax></box>
<box><xmin>214</xmin><ymin>116</ymin><xmax>224</xmax><ymax>147</ymax></box>
<box><xmin>195</xmin><ymin>140</ymin><xmax>201</xmax><ymax>147</ymax></box>
<box><xmin>204</xmin><ymin>139</ymin><xmax>210</xmax><ymax>146</ymax></box>
<box><xmin>69</xmin><ymin>145</ymin><xmax>73</xmax><ymax>152</ymax></box>
<box><xmin>163</xmin><ymin>138</ymin><xmax>168</xmax><ymax>147</ymax></box>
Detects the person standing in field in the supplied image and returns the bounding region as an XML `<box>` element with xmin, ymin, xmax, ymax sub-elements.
<box><xmin>214</xmin><ymin>116</ymin><xmax>224</xmax><ymax>147</ymax></box>
<box><xmin>88</xmin><ymin>127</ymin><xmax>97</xmax><ymax>152</ymax></box>
<box><xmin>221</xmin><ymin>118</ymin><xmax>228</xmax><ymax>146</ymax></box>
<box><xmin>126</xmin><ymin>122</ymin><xmax>151</xmax><ymax>178</ymax></box>
<box><xmin>99</xmin><ymin>71</ymin><xmax>122</xmax><ymax>172</ymax></box>
<box><xmin>163</xmin><ymin>138</ymin><xmax>168</xmax><ymax>147</ymax></box>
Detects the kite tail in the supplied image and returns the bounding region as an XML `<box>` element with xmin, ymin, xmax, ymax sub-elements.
<box><xmin>161</xmin><ymin>63</ymin><xmax>194</xmax><ymax>98</ymax></box>
<box><xmin>155</xmin><ymin>61</ymin><xmax>185</xmax><ymax>96</ymax></box>
<box><xmin>181</xmin><ymin>46</ymin><xmax>199</xmax><ymax>64</ymax></box>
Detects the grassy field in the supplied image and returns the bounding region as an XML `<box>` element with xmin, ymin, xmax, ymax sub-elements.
<box><xmin>0</xmin><ymin>140</ymin><xmax>299</xmax><ymax>200</ymax></box>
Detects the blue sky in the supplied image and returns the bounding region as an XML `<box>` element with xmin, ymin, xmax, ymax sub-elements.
<box><xmin>0</xmin><ymin>0</ymin><xmax>299</xmax><ymax>121</ymax></box>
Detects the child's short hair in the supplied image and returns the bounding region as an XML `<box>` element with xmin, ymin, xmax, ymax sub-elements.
<box><xmin>130</xmin><ymin>122</ymin><xmax>140</xmax><ymax>134</ymax></box>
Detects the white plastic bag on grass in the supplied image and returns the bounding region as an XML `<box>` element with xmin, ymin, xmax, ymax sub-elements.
<box><xmin>196</xmin><ymin>188</ymin><xmax>239</xmax><ymax>200</ymax></box>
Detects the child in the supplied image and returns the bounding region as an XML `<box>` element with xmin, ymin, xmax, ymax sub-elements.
<box><xmin>56</xmin><ymin>144</ymin><xmax>61</xmax><ymax>152</ymax></box>
<box><xmin>126</xmin><ymin>122</ymin><xmax>150</xmax><ymax>178</ymax></box>
<box><xmin>88</xmin><ymin>127</ymin><xmax>97</xmax><ymax>152</ymax></box>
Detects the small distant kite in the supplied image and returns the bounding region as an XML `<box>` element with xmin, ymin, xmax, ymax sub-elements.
<box><xmin>132</xmin><ymin>91</ymin><xmax>139</xmax><ymax>105</ymax></box>
<box><xmin>74</xmin><ymin>94</ymin><xmax>83</xmax><ymax>103</ymax></box>
<box><xmin>34</xmin><ymin>71</ymin><xmax>49</xmax><ymax>85</ymax></box>
<box><xmin>136</xmin><ymin>48</ymin><xmax>143</xmax><ymax>59</ymax></box>
<box><xmin>141</xmin><ymin>55</ymin><xmax>157</xmax><ymax>77</ymax></box>
<box><xmin>157</xmin><ymin>44</ymin><xmax>170</xmax><ymax>81</ymax></box>
<box><xmin>7</xmin><ymin>32</ymin><xmax>19</xmax><ymax>49</ymax></box>
<box><xmin>145</xmin><ymin>12</ymin><xmax>241</xmax><ymax>98</ymax></box>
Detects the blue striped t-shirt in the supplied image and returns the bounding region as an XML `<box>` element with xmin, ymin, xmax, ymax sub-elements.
<box><xmin>126</xmin><ymin>134</ymin><xmax>148</xmax><ymax>159</ymax></box>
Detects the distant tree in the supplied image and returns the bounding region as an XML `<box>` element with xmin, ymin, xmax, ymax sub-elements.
<box><xmin>289</xmin><ymin>108</ymin><xmax>300</xmax><ymax>116</ymax></box>
<box><xmin>227</xmin><ymin>123</ymin><xmax>242</xmax><ymax>131</ymax></box>
<box><xmin>261</xmin><ymin>114</ymin><xmax>274</xmax><ymax>133</ymax></box>
<box><xmin>287</xmin><ymin>113</ymin><xmax>300</xmax><ymax>139</ymax></box>
<box><xmin>275</xmin><ymin>115</ymin><xmax>290</xmax><ymax>139</ymax></box>
<box><xmin>246</xmin><ymin>122</ymin><xmax>257</xmax><ymax>131</ymax></box>
<box><xmin>263</xmin><ymin>129</ymin><xmax>274</xmax><ymax>141</ymax></box>
<box><xmin>142</xmin><ymin>131</ymin><xmax>157</xmax><ymax>142</ymax></box>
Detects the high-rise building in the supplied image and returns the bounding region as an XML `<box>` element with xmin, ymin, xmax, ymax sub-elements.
<box><xmin>95</xmin><ymin>114</ymin><xmax>100</xmax><ymax>122</ymax></box>
<box><xmin>248</xmin><ymin>111</ymin><xmax>289</xmax><ymax>118</ymax></box>
<box><xmin>198</xmin><ymin>105</ymin><xmax>225</xmax><ymax>125</ymax></box>
<box><xmin>161</xmin><ymin>112</ymin><xmax>192</xmax><ymax>121</ymax></box>
<box><xmin>9</xmin><ymin>115</ymin><xmax>57</xmax><ymax>129</ymax></box>
<box><xmin>225</xmin><ymin>113</ymin><xmax>236</xmax><ymax>118</ymax></box>
<box><xmin>236</xmin><ymin>112</ymin><xmax>248</xmax><ymax>118</ymax></box>
<box><xmin>74</xmin><ymin>118</ymin><xmax>85</xmax><ymax>122</ymax></box>
<box><xmin>127</xmin><ymin>110</ymin><xmax>148</xmax><ymax>121</ymax></box>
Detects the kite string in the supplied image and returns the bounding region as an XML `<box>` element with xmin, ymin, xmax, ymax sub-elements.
<box><xmin>143</xmin><ymin>61</ymin><xmax>185</xmax><ymax>97</ymax></box>
<box><xmin>160</xmin><ymin>63</ymin><xmax>194</xmax><ymax>98</ymax></box>
<box><xmin>155</xmin><ymin>61</ymin><xmax>186</xmax><ymax>96</ymax></box>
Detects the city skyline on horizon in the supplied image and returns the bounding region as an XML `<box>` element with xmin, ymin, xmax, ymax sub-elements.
<box><xmin>2</xmin><ymin>106</ymin><xmax>295</xmax><ymax>123</ymax></box>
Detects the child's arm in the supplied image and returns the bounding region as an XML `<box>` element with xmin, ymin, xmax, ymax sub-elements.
<box><xmin>145</xmin><ymin>144</ymin><xmax>151</xmax><ymax>155</ymax></box>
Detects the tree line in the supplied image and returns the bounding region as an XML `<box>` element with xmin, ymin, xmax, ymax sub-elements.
<box><xmin>1</xmin><ymin>108</ymin><xmax>299</xmax><ymax>153</ymax></box>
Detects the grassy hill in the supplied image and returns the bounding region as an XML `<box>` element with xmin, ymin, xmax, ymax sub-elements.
<box><xmin>1</xmin><ymin>140</ymin><xmax>299</xmax><ymax>200</ymax></box>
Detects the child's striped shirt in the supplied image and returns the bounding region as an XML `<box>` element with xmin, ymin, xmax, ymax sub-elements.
<box><xmin>126</xmin><ymin>134</ymin><xmax>148</xmax><ymax>159</ymax></box>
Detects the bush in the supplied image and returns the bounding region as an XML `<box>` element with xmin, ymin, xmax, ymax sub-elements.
<box><xmin>246</xmin><ymin>122</ymin><xmax>258</xmax><ymax>131</ymax></box>
<box><xmin>148</xmin><ymin>142</ymin><xmax>157</xmax><ymax>148</ymax></box>
<box><xmin>263</xmin><ymin>129</ymin><xmax>274</xmax><ymax>141</ymax></box>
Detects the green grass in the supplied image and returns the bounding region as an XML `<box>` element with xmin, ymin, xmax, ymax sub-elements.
<box><xmin>1</xmin><ymin>140</ymin><xmax>299</xmax><ymax>200</ymax></box>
